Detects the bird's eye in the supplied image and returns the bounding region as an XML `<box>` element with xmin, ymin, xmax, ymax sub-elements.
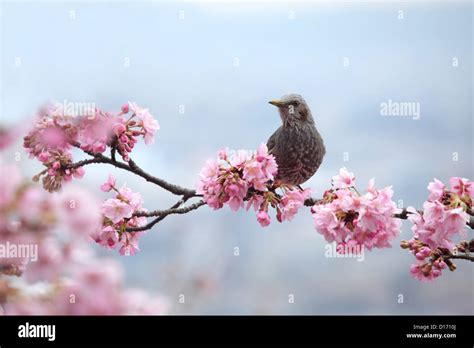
<box><xmin>293</xmin><ymin>101</ymin><xmax>299</xmax><ymax>106</ymax></box>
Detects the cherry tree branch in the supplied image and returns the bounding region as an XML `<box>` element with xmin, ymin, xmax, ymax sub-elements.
<box><xmin>71</xmin><ymin>144</ymin><xmax>198</xmax><ymax>199</ymax></box>
<box><xmin>437</xmin><ymin>245</ymin><xmax>474</xmax><ymax>269</ymax></box>
<box><xmin>24</xmin><ymin>102</ymin><xmax>473</xmax><ymax>278</ymax></box>
<box><xmin>70</xmin><ymin>146</ymin><xmax>206</xmax><ymax>231</ymax></box>
<box><xmin>127</xmin><ymin>200</ymin><xmax>205</xmax><ymax>232</ymax></box>
<box><xmin>305</xmin><ymin>199</ymin><xmax>474</xmax><ymax>230</ymax></box>
<box><xmin>71</xmin><ymin>145</ymin><xmax>474</xmax><ymax>232</ymax></box>
<box><xmin>133</xmin><ymin>200</ymin><xmax>205</xmax><ymax>218</ymax></box>
<box><xmin>70</xmin><ymin>148</ymin><xmax>474</xmax><ymax>248</ymax></box>
<box><xmin>449</xmin><ymin>254</ymin><xmax>474</xmax><ymax>262</ymax></box>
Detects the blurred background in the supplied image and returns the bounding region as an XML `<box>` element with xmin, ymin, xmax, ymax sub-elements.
<box><xmin>0</xmin><ymin>0</ymin><xmax>472</xmax><ymax>314</ymax></box>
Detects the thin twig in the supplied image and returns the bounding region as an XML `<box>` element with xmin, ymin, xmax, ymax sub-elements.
<box><xmin>71</xmin><ymin>145</ymin><xmax>197</xmax><ymax>198</ymax></box>
<box><xmin>133</xmin><ymin>200</ymin><xmax>206</xmax><ymax>218</ymax></box>
<box><xmin>127</xmin><ymin>200</ymin><xmax>205</xmax><ymax>232</ymax></box>
<box><xmin>449</xmin><ymin>254</ymin><xmax>474</xmax><ymax>262</ymax></box>
<box><xmin>110</xmin><ymin>136</ymin><xmax>117</xmax><ymax>163</ymax></box>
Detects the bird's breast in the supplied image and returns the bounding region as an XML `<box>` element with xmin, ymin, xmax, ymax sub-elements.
<box><xmin>270</xmin><ymin>124</ymin><xmax>326</xmax><ymax>185</ymax></box>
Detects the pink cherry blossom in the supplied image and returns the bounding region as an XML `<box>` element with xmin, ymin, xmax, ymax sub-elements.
<box><xmin>128</xmin><ymin>101</ymin><xmax>148</xmax><ymax>117</ymax></box>
<box><xmin>197</xmin><ymin>145</ymin><xmax>312</xmax><ymax>227</ymax></box>
<box><xmin>427</xmin><ymin>178</ymin><xmax>445</xmax><ymax>201</ymax></box>
<box><xmin>255</xmin><ymin>143</ymin><xmax>278</xmax><ymax>180</ymax></box>
<box><xmin>246</xmin><ymin>194</ymin><xmax>265</xmax><ymax>212</ymax></box>
<box><xmin>312</xmin><ymin>204</ymin><xmax>342</xmax><ymax>243</ymax></box>
<box><xmin>408</xmin><ymin>178</ymin><xmax>471</xmax><ymax>250</ymax></box>
<box><xmin>331</xmin><ymin>167</ymin><xmax>355</xmax><ymax>189</ymax></box>
<box><xmin>257</xmin><ymin>210</ymin><xmax>271</xmax><ymax>227</ymax></box>
<box><xmin>100</xmin><ymin>174</ymin><xmax>117</xmax><ymax>192</ymax></box>
<box><xmin>121</xmin><ymin>103</ymin><xmax>130</xmax><ymax>114</ymax></box>
<box><xmin>243</xmin><ymin>160</ymin><xmax>263</xmax><ymax>181</ymax></box>
<box><xmin>118</xmin><ymin>184</ymin><xmax>144</xmax><ymax>210</ymax></box>
<box><xmin>217</xmin><ymin>148</ymin><xmax>228</xmax><ymax>160</ymax></box>
<box><xmin>2</xmin><ymin>138</ymin><xmax>166</xmax><ymax>314</ymax></box>
<box><xmin>24</xmin><ymin>102</ymin><xmax>160</xmax><ymax>191</ymax></box>
<box><xmin>96</xmin><ymin>179</ymin><xmax>147</xmax><ymax>255</ymax></box>
<box><xmin>76</xmin><ymin>110</ymin><xmax>114</xmax><ymax>154</ymax></box>
<box><xmin>406</xmin><ymin>241</ymin><xmax>448</xmax><ymax>282</ymax></box>
<box><xmin>224</xmin><ymin>179</ymin><xmax>247</xmax><ymax>212</ymax></box>
<box><xmin>94</xmin><ymin>226</ymin><xmax>120</xmax><ymax>249</ymax></box>
<box><xmin>312</xmin><ymin>172</ymin><xmax>401</xmax><ymax>251</ymax></box>
<box><xmin>449</xmin><ymin>177</ymin><xmax>474</xmax><ymax>199</ymax></box>
<box><xmin>102</xmin><ymin>198</ymin><xmax>134</xmax><ymax>224</ymax></box>
<box><xmin>139</xmin><ymin>112</ymin><xmax>160</xmax><ymax>145</ymax></box>
<box><xmin>119</xmin><ymin>232</ymin><xmax>142</xmax><ymax>256</ymax></box>
<box><xmin>403</xmin><ymin>177</ymin><xmax>473</xmax><ymax>281</ymax></box>
<box><xmin>58</xmin><ymin>186</ymin><xmax>102</xmax><ymax>237</ymax></box>
<box><xmin>199</xmin><ymin>145</ymin><xmax>311</xmax><ymax>226</ymax></box>
<box><xmin>0</xmin><ymin>164</ymin><xmax>22</xmax><ymax>210</ymax></box>
<box><xmin>279</xmin><ymin>188</ymin><xmax>311</xmax><ymax>221</ymax></box>
<box><xmin>39</xmin><ymin>126</ymin><xmax>70</xmax><ymax>150</ymax></box>
<box><xmin>229</xmin><ymin>149</ymin><xmax>250</xmax><ymax>167</ymax></box>
<box><xmin>197</xmin><ymin>144</ymin><xmax>282</xmax><ymax>226</ymax></box>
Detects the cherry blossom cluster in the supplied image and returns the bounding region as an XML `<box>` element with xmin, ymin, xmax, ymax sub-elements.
<box><xmin>311</xmin><ymin>168</ymin><xmax>401</xmax><ymax>251</ymax></box>
<box><xmin>400</xmin><ymin>238</ymin><xmax>452</xmax><ymax>281</ymax></box>
<box><xmin>2</xmin><ymin>259</ymin><xmax>168</xmax><ymax>315</ymax></box>
<box><xmin>94</xmin><ymin>174</ymin><xmax>147</xmax><ymax>256</ymax></box>
<box><xmin>401</xmin><ymin>177</ymin><xmax>473</xmax><ymax>281</ymax></box>
<box><xmin>0</xmin><ymin>162</ymin><xmax>167</xmax><ymax>314</ymax></box>
<box><xmin>196</xmin><ymin>144</ymin><xmax>311</xmax><ymax>227</ymax></box>
<box><xmin>23</xmin><ymin>102</ymin><xmax>159</xmax><ymax>192</ymax></box>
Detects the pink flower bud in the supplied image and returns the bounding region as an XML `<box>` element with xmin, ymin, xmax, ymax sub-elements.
<box><xmin>92</xmin><ymin>142</ymin><xmax>106</xmax><ymax>153</ymax></box>
<box><xmin>433</xmin><ymin>260</ymin><xmax>447</xmax><ymax>270</ymax></box>
<box><xmin>114</xmin><ymin>123</ymin><xmax>126</xmax><ymax>135</ymax></box>
<box><xmin>415</xmin><ymin>252</ymin><xmax>426</xmax><ymax>260</ymax></box>
<box><xmin>73</xmin><ymin>167</ymin><xmax>85</xmax><ymax>178</ymax></box>
<box><xmin>52</xmin><ymin>161</ymin><xmax>61</xmax><ymax>170</ymax></box>
<box><xmin>47</xmin><ymin>168</ymin><xmax>56</xmax><ymax>176</ymax></box>
<box><xmin>80</xmin><ymin>144</ymin><xmax>92</xmax><ymax>152</ymax></box>
<box><xmin>121</xmin><ymin>103</ymin><xmax>129</xmax><ymax>114</ymax></box>
<box><xmin>257</xmin><ymin>210</ymin><xmax>271</xmax><ymax>227</ymax></box>
<box><xmin>420</xmin><ymin>246</ymin><xmax>431</xmax><ymax>257</ymax></box>
<box><xmin>38</xmin><ymin>152</ymin><xmax>50</xmax><ymax>162</ymax></box>
<box><xmin>217</xmin><ymin>148</ymin><xmax>228</xmax><ymax>161</ymax></box>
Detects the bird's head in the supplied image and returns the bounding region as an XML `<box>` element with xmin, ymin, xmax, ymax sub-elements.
<box><xmin>269</xmin><ymin>94</ymin><xmax>314</xmax><ymax>126</ymax></box>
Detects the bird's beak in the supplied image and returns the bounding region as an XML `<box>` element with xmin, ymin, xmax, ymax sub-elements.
<box><xmin>269</xmin><ymin>99</ymin><xmax>284</xmax><ymax>107</ymax></box>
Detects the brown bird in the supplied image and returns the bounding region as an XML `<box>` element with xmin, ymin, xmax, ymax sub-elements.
<box><xmin>267</xmin><ymin>94</ymin><xmax>326</xmax><ymax>186</ymax></box>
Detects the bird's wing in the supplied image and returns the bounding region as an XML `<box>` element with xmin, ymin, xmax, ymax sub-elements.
<box><xmin>266</xmin><ymin>126</ymin><xmax>281</xmax><ymax>154</ymax></box>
